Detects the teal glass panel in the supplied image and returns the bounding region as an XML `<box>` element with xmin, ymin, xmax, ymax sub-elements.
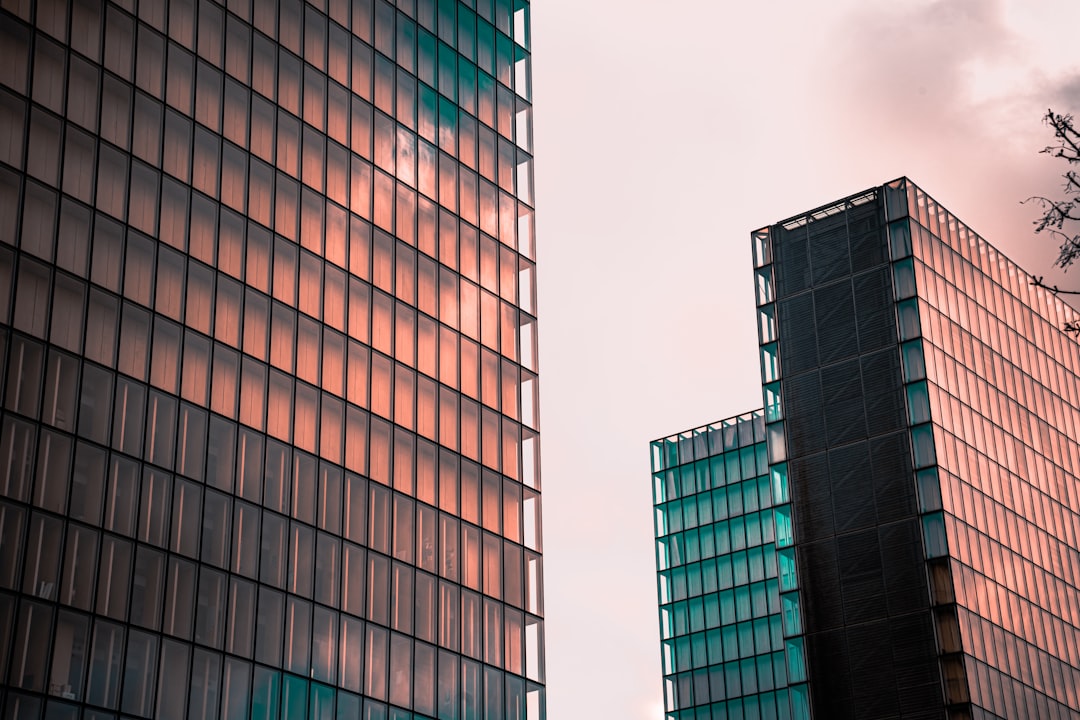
<box><xmin>702</xmin><ymin>560</ymin><xmax>718</xmax><ymax>594</ymax></box>
<box><xmin>652</xmin><ymin>539</ymin><xmax>669</xmax><ymax>574</ymax></box>
<box><xmin>901</xmin><ymin>340</ymin><xmax>926</xmax><ymax>382</ymax></box>
<box><xmin>709</xmin><ymin>456</ymin><xmax>726</xmax><ymax>489</ymax></box>
<box><xmin>662</xmin><ymin>641</ymin><xmax>675</xmax><ymax>675</ymax></box>
<box><xmin>758</xmin><ymin>305</ymin><xmax>776</xmax><ymax>344</ymax></box>
<box><xmin>681</xmin><ymin>465</ymin><xmax>697</xmax><ymax>498</ymax></box>
<box><xmin>651</xmin><ymin>443</ymin><xmax>665</xmax><ymax>473</ymax></box>
<box><xmin>756</xmin><ymin>446</ymin><xmax>768</xmax><ymax>479</ymax></box>
<box><xmin>721</xmin><ymin>626</ymin><xmax>738</xmax><ymax>662</ymax></box>
<box><xmin>739</xmin><ymin>447</ymin><xmax>756</xmax><ymax>481</ymax></box>
<box><xmin>755</xmin><ymin>267</ymin><xmax>774</xmax><ymax>306</ymax></box>
<box><xmin>660</xmin><ymin>606</ymin><xmax>674</xmax><ymax>640</ymax></box>
<box><xmin>656</xmin><ymin>506</ymin><xmax>669</xmax><ymax>538</ymax></box>
<box><xmin>770</xmin><ymin>464</ymin><xmax>789</xmax><ymax>504</ymax></box>
<box><xmin>760</xmin><ymin>343</ymin><xmax>779</xmax><ymax>383</ymax></box>
<box><xmin>892</xmin><ymin>257</ymin><xmax>916</xmax><ymax>300</ymax></box>
<box><xmin>897</xmin><ymin>298</ymin><xmax>921</xmax><ymax>341</ymax></box>
<box><xmin>766</xmin><ymin>423</ymin><xmax>786</xmax><ymax>464</ymax></box>
<box><xmin>747</xmin><ymin>548</ymin><xmax>765</xmax><ymax>584</ymax></box>
<box><xmin>712</xmin><ymin>488</ymin><xmax>728</xmax><ymax>521</ymax></box>
<box><xmin>695</xmin><ymin>461</ymin><xmax>711</xmax><ymax>494</ymax></box>
<box><xmin>916</xmin><ymin>468</ymin><xmax>943</xmax><ymax>512</ymax></box>
<box><xmin>706</xmin><ymin>628</ymin><xmax>723</xmax><ymax>665</ymax></box>
<box><xmin>717</xmin><ymin>557</ymin><xmax>733</xmax><ymax>591</ymax></box>
<box><xmin>732</xmin><ymin>552</ymin><xmax>749</xmax><ymax>587</ymax></box>
<box><xmin>752</xmin><ymin>229</ymin><xmax>771</xmax><ymax>268</ymax></box>
<box><xmin>780</xmin><ymin>592</ymin><xmax>801</xmax><ymax>636</ymax></box>
<box><xmin>653</xmin><ymin>473</ymin><xmax>667</xmax><ymax>504</ymax></box>
<box><xmin>658</xmin><ymin>569</ymin><xmax>671</xmax><ymax>603</ymax></box>
<box><xmin>282</xmin><ymin>674</ymin><xmax>308</xmax><ymax>719</ymax></box>
<box><xmin>725</xmin><ymin>454</ymin><xmax>741</xmax><ymax>487</ymax></box>
<box><xmin>789</xmin><ymin>682</ymin><xmax>811</xmax><ymax>720</ymax></box>
<box><xmin>774</xmin><ymin>505</ymin><xmax>793</xmax><ymax>548</ymax></box>
<box><xmin>700</xmin><ymin>527</ymin><xmax>716</xmax><ymax>560</ymax></box>
<box><xmin>764</xmin><ymin>381</ymin><xmax>783</xmax><ymax>423</ymax></box>
<box><xmin>746</xmin><ymin>514</ymin><xmax>762</xmax><ymax>548</ymax></box>
<box><xmin>730</xmin><ymin>517</ymin><xmax>746</xmax><ymax>552</ymax></box>
<box><xmin>310</xmin><ymin>683</ymin><xmax>334</xmax><ymax>720</ymax></box>
<box><xmin>922</xmin><ymin>511</ymin><xmax>948</xmax><ymax>558</ymax></box>
<box><xmin>773</xmin><ymin>651</ymin><xmax>787</xmax><ymax>687</ymax></box>
<box><xmin>888</xmin><ymin>219</ymin><xmax>912</xmax><ymax>259</ymax></box>
<box><xmin>251</xmin><ymin>666</ymin><xmax>281</xmax><ymax>720</ymax></box>
<box><xmin>906</xmin><ymin>380</ymin><xmax>931</xmax><ymax>425</ymax></box>
<box><xmin>697</xmin><ymin>494</ymin><xmax>714</xmax><ymax>526</ymax></box>
<box><xmin>910</xmin><ymin>423</ymin><xmax>936</xmax><ymax>468</ymax></box>
<box><xmin>691</xmin><ymin>632</ymin><xmax>708</xmax><ymax>669</ymax></box>
<box><xmin>777</xmin><ymin>548</ymin><xmax>796</xmax><ymax>592</ymax></box>
<box><xmin>751</xmin><ymin>586</ymin><xmax>768</xmax><ymax>619</ymax></box>
<box><xmin>667</xmin><ymin>502</ymin><xmax>684</xmax><ymax>534</ymax></box>
<box><xmin>734</xmin><ymin>587</ymin><xmax>751</xmax><ymax>623</ymax></box>
<box><xmin>683</xmin><ymin>496</ymin><xmax>699</xmax><ymax>528</ymax></box>
<box><xmin>784</xmin><ymin>639</ymin><xmax>806</xmax><ymax>683</ymax></box>
<box><xmin>665</xmin><ymin>438</ymin><xmax>679</xmax><ymax>469</ymax></box>
<box><xmin>704</xmin><ymin>594</ymin><xmax>720</xmax><ymax>630</ymax></box>
<box><xmin>675</xmin><ymin>636</ymin><xmax>692</xmax><ymax>673</ymax></box>
<box><xmin>689</xmin><ymin>598</ymin><xmax>705</xmax><ymax>633</ymax></box>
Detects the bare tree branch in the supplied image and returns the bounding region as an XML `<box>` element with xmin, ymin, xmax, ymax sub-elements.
<box><xmin>1026</xmin><ymin>110</ymin><xmax>1080</xmax><ymax>300</ymax></box>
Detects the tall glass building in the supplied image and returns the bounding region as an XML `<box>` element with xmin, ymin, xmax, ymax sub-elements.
<box><xmin>652</xmin><ymin>179</ymin><xmax>1080</xmax><ymax>719</ymax></box>
<box><xmin>0</xmin><ymin>1</ymin><xmax>545</xmax><ymax>719</ymax></box>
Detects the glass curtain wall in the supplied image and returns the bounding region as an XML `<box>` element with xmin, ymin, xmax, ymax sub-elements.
<box><xmin>0</xmin><ymin>0</ymin><xmax>545</xmax><ymax>718</ymax></box>
<box><xmin>651</xmin><ymin>412</ymin><xmax>803</xmax><ymax>720</ymax></box>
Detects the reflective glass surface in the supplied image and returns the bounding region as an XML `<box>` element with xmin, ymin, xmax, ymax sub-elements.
<box><xmin>651</xmin><ymin>412</ymin><xmax>806</xmax><ymax>720</ymax></box>
<box><xmin>893</xmin><ymin>179</ymin><xmax>1080</xmax><ymax>719</ymax></box>
<box><xmin>0</xmin><ymin>0</ymin><xmax>543</xmax><ymax>718</ymax></box>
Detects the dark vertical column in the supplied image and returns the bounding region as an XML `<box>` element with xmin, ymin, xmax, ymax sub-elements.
<box><xmin>773</xmin><ymin>192</ymin><xmax>945</xmax><ymax>719</ymax></box>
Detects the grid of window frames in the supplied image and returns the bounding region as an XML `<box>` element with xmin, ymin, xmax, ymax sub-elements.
<box><xmin>0</xmin><ymin>0</ymin><xmax>545</xmax><ymax>718</ymax></box>
<box><xmin>890</xmin><ymin>179</ymin><xmax>1080</xmax><ymax>719</ymax></box>
<box><xmin>652</xmin><ymin>412</ymin><xmax>808</xmax><ymax>720</ymax></box>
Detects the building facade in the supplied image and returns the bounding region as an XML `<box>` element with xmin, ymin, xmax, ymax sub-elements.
<box><xmin>0</xmin><ymin>1</ymin><xmax>545</xmax><ymax>718</ymax></box>
<box><xmin>652</xmin><ymin>179</ymin><xmax>1080</xmax><ymax>719</ymax></box>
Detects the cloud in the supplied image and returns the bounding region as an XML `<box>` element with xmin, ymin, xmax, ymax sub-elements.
<box><xmin>825</xmin><ymin>0</ymin><xmax>1016</xmax><ymax>136</ymax></box>
<box><xmin>1052</xmin><ymin>76</ymin><xmax>1080</xmax><ymax>110</ymax></box>
<box><xmin>807</xmin><ymin>0</ymin><xmax>1080</xmax><ymax>280</ymax></box>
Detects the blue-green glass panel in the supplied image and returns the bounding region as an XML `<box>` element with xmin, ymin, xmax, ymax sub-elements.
<box><xmin>755</xmin><ymin>266</ymin><xmax>774</xmax><ymax>305</ymax></box>
<box><xmin>916</xmin><ymin>468</ymin><xmax>943</xmax><ymax>512</ymax></box>
<box><xmin>901</xmin><ymin>339</ymin><xmax>926</xmax><ymax>382</ymax></box>
<box><xmin>785</xmin><ymin>639</ymin><xmax>806</xmax><ymax>683</ymax></box>
<box><xmin>789</xmin><ymin>682</ymin><xmax>810</xmax><ymax>720</ymax></box>
<box><xmin>774</xmin><ymin>505</ymin><xmax>793</xmax><ymax>549</ymax></box>
<box><xmin>760</xmin><ymin>343</ymin><xmax>779</xmax><ymax>383</ymax></box>
<box><xmin>283</xmin><ymin>675</ymin><xmax>308</xmax><ymax>719</ymax></box>
<box><xmin>770</xmin><ymin>464</ymin><xmax>788</xmax><ymax>504</ymax></box>
<box><xmin>777</xmin><ymin>548</ymin><xmax>796</xmax><ymax>593</ymax></box>
<box><xmin>922</xmin><ymin>511</ymin><xmax>948</xmax><ymax>558</ymax></box>
<box><xmin>911</xmin><ymin>423</ymin><xmax>936</xmax><ymax>468</ymax></box>
<box><xmin>888</xmin><ymin>219</ymin><xmax>912</xmax><ymax>259</ymax></box>
<box><xmin>691</xmin><ymin>632</ymin><xmax>708</xmax><ymax>669</ymax></box>
<box><xmin>780</xmin><ymin>592</ymin><xmax>801</xmax><ymax>637</ymax></box>
<box><xmin>897</xmin><ymin>298</ymin><xmax>921</xmax><ymax>341</ymax></box>
<box><xmin>695</xmin><ymin>460</ymin><xmax>711</xmax><ymax>493</ymax></box>
<box><xmin>336</xmin><ymin>691</ymin><xmax>360</xmax><ymax>720</ymax></box>
<box><xmin>310</xmin><ymin>683</ymin><xmax>334</xmax><ymax>720</ymax></box>
<box><xmin>893</xmin><ymin>256</ymin><xmax>917</xmax><ymax>300</ymax></box>
<box><xmin>665</xmin><ymin>438</ymin><xmax>679</xmax><ymax>469</ymax></box>
<box><xmin>906</xmin><ymin>380</ymin><xmax>931</xmax><ymax>425</ymax></box>
<box><xmin>252</xmin><ymin>667</ymin><xmax>281</xmax><ymax>720</ymax></box>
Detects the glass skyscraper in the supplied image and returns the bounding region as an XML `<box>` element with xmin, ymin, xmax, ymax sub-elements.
<box><xmin>0</xmin><ymin>1</ymin><xmax>545</xmax><ymax>718</ymax></box>
<box><xmin>652</xmin><ymin>179</ymin><xmax>1080</xmax><ymax>719</ymax></box>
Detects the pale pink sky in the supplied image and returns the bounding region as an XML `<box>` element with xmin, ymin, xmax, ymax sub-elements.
<box><xmin>527</xmin><ymin>1</ymin><xmax>1080</xmax><ymax>718</ymax></box>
